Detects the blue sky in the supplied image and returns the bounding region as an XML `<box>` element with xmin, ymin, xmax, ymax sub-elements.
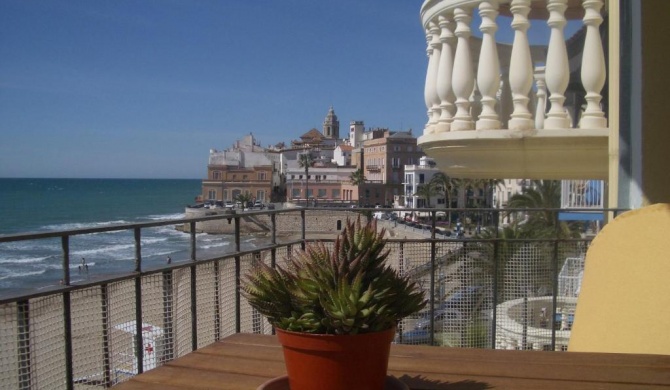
<box><xmin>0</xmin><ymin>0</ymin><xmax>429</xmax><ymax>179</ymax></box>
<box><xmin>0</xmin><ymin>1</ymin><xmax>573</xmax><ymax>179</ymax></box>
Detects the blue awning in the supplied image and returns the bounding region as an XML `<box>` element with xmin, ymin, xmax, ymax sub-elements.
<box><xmin>559</xmin><ymin>211</ymin><xmax>604</xmax><ymax>221</ymax></box>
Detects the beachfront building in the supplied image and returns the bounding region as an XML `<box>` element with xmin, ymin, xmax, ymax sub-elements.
<box><xmin>403</xmin><ymin>156</ymin><xmax>443</xmax><ymax>209</ymax></box>
<box><xmin>362</xmin><ymin>129</ymin><xmax>424</xmax><ymax>207</ymax></box>
<box><xmin>285</xmin><ymin>156</ymin><xmax>358</xmax><ymax>205</ymax></box>
<box><xmin>201</xmin><ymin>134</ymin><xmax>273</xmax><ymax>204</ymax></box>
<box><xmin>416</xmin><ymin>0</ymin><xmax>669</xmax><ymax>210</ymax></box>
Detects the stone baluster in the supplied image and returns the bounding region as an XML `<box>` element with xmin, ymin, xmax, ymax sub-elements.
<box><xmin>451</xmin><ymin>7</ymin><xmax>475</xmax><ymax>131</ymax></box>
<box><xmin>423</xmin><ymin>22</ymin><xmax>441</xmax><ymax>135</ymax></box>
<box><xmin>508</xmin><ymin>0</ymin><xmax>534</xmax><ymax>131</ymax></box>
<box><xmin>544</xmin><ymin>0</ymin><xmax>570</xmax><ymax>129</ymax></box>
<box><xmin>534</xmin><ymin>66</ymin><xmax>547</xmax><ymax>130</ymax></box>
<box><xmin>579</xmin><ymin>0</ymin><xmax>607</xmax><ymax>128</ymax></box>
<box><xmin>476</xmin><ymin>0</ymin><xmax>501</xmax><ymax>130</ymax></box>
<box><xmin>436</xmin><ymin>14</ymin><xmax>456</xmax><ymax>133</ymax></box>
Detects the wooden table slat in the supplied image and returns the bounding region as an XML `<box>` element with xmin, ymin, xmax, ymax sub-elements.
<box><xmin>110</xmin><ymin>334</ymin><xmax>670</xmax><ymax>390</ymax></box>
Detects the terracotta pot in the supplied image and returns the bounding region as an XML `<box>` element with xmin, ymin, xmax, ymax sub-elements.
<box><xmin>276</xmin><ymin>327</ymin><xmax>396</xmax><ymax>390</ymax></box>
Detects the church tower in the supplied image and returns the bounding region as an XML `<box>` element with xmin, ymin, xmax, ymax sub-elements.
<box><xmin>322</xmin><ymin>106</ymin><xmax>340</xmax><ymax>139</ymax></box>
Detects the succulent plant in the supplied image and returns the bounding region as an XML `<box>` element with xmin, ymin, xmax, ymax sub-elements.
<box><xmin>242</xmin><ymin>217</ymin><xmax>426</xmax><ymax>334</ymax></box>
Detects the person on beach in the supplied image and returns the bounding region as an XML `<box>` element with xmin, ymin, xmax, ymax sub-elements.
<box><xmin>167</xmin><ymin>256</ymin><xmax>172</xmax><ymax>264</ymax></box>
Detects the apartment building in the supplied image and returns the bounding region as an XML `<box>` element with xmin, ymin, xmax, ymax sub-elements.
<box><xmin>201</xmin><ymin>134</ymin><xmax>273</xmax><ymax>204</ymax></box>
<box><xmin>362</xmin><ymin>130</ymin><xmax>424</xmax><ymax>206</ymax></box>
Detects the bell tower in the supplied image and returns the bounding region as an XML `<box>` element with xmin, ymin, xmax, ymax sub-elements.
<box><xmin>322</xmin><ymin>106</ymin><xmax>340</xmax><ymax>139</ymax></box>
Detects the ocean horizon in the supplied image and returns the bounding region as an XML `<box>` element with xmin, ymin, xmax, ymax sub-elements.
<box><xmin>0</xmin><ymin>178</ymin><xmax>250</xmax><ymax>296</ymax></box>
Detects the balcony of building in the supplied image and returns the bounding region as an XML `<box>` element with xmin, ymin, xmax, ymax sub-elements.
<box><xmin>0</xmin><ymin>206</ymin><xmax>638</xmax><ymax>389</ymax></box>
<box><xmin>417</xmin><ymin>0</ymin><xmax>611</xmax><ymax>180</ymax></box>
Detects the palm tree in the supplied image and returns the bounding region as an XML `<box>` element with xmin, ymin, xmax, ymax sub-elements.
<box><xmin>349</xmin><ymin>168</ymin><xmax>366</xmax><ymax>206</ymax></box>
<box><xmin>298</xmin><ymin>152</ymin><xmax>314</xmax><ymax>205</ymax></box>
<box><xmin>413</xmin><ymin>182</ymin><xmax>438</xmax><ymax>208</ymax></box>
<box><xmin>235</xmin><ymin>192</ymin><xmax>253</xmax><ymax>208</ymax></box>
<box><xmin>349</xmin><ymin>168</ymin><xmax>366</xmax><ymax>186</ymax></box>
<box><xmin>506</xmin><ymin>180</ymin><xmax>578</xmax><ymax>238</ymax></box>
<box><xmin>430</xmin><ymin>172</ymin><xmax>457</xmax><ymax>222</ymax></box>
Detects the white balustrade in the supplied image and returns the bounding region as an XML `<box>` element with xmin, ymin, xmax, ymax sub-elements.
<box><xmin>476</xmin><ymin>0</ymin><xmax>502</xmax><ymax>130</ymax></box>
<box><xmin>544</xmin><ymin>0</ymin><xmax>571</xmax><ymax>129</ymax></box>
<box><xmin>436</xmin><ymin>13</ymin><xmax>456</xmax><ymax>133</ymax></box>
<box><xmin>534</xmin><ymin>67</ymin><xmax>547</xmax><ymax>130</ymax></box>
<box><xmin>421</xmin><ymin>0</ymin><xmax>609</xmax><ymax>134</ymax></box>
<box><xmin>424</xmin><ymin>22</ymin><xmax>441</xmax><ymax>135</ymax></box>
<box><xmin>580</xmin><ymin>0</ymin><xmax>607</xmax><ymax>128</ymax></box>
<box><xmin>451</xmin><ymin>7</ymin><xmax>475</xmax><ymax>131</ymax></box>
<box><xmin>507</xmin><ymin>0</ymin><xmax>534</xmax><ymax>131</ymax></box>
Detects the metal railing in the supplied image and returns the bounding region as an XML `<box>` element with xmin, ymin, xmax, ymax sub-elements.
<box><xmin>0</xmin><ymin>207</ymin><xmax>623</xmax><ymax>389</ymax></box>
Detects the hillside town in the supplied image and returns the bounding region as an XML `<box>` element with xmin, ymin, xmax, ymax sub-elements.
<box><xmin>196</xmin><ymin>106</ymin><xmax>535</xmax><ymax>213</ymax></box>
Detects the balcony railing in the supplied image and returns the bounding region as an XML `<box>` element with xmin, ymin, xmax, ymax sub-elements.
<box><xmin>0</xmin><ymin>207</ymin><xmax>622</xmax><ymax>389</ymax></box>
<box><xmin>417</xmin><ymin>0</ymin><xmax>611</xmax><ymax>180</ymax></box>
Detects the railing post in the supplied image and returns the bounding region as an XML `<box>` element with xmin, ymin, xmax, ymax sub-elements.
<box><xmin>213</xmin><ymin>260</ymin><xmax>221</xmax><ymax>341</ymax></box>
<box><xmin>189</xmin><ymin>223</ymin><xmax>198</xmax><ymax>351</ymax></box>
<box><xmin>476</xmin><ymin>0</ymin><xmax>502</xmax><ymax>130</ymax></box>
<box><xmin>436</xmin><ymin>13</ymin><xmax>456</xmax><ymax>133</ymax></box>
<box><xmin>491</xmin><ymin>210</ymin><xmax>500</xmax><ymax>349</ymax></box>
<box><xmin>508</xmin><ymin>0</ymin><xmax>534</xmax><ymax>130</ymax></box>
<box><xmin>544</xmin><ymin>0</ymin><xmax>571</xmax><ymax>129</ymax></box>
<box><xmin>580</xmin><ymin>0</ymin><xmax>607</xmax><ymax>128</ymax></box>
<box><xmin>424</xmin><ymin>21</ymin><xmax>441</xmax><ymax>134</ymax></box>
<box><xmin>62</xmin><ymin>235</ymin><xmax>74</xmax><ymax>390</ymax></box>
<box><xmin>451</xmin><ymin>6</ymin><xmax>476</xmax><ymax>131</ymax></box>
<box><xmin>101</xmin><ymin>284</ymin><xmax>112</xmax><ymax>387</ymax></box>
<box><xmin>17</xmin><ymin>300</ymin><xmax>31</xmax><ymax>390</ymax></box>
<box><xmin>397</xmin><ymin>241</ymin><xmax>405</xmax><ymax>343</ymax></box>
<box><xmin>162</xmin><ymin>271</ymin><xmax>174</xmax><ymax>361</ymax></box>
<box><xmin>429</xmin><ymin>211</ymin><xmax>437</xmax><ymax>346</ymax></box>
<box><xmin>133</xmin><ymin>227</ymin><xmax>144</xmax><ymax>374</ymax></box>
<box><xmin>234</xmin><ymin>217</ymin><xmax>241</xmax><ymax>333</ymax></box>
<box><xmin>300</xmin><ymin>209</ymin><xmax>306</xmax><ymax>250</ymax></box>
<box><xmin>551</xmin><ymin>210</ymin><xmax>561</xmax><ymax>350</ymax></box>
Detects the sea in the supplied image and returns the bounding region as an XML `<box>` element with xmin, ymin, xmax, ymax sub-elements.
<box><xmin>0</xmin><ymin>178</ymin><xmax>250</xmax><ymax>297</ymax></box>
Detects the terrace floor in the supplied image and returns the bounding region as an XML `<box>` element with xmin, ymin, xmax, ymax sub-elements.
<box><xmin>111</xmin><ymin>333</ymin><xmax>670</xmax><ymax>389</ymax></box>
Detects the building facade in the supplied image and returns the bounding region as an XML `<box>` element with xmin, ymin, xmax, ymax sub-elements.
<box><xmin>361</xmin><ymin>130</ymin><xmax>424</xmax><ymax>206</ymax></box>
<box><xmin>201</xmin><ymin>134</ymin><xmax>273</xmax><ymax>204</ymax></box>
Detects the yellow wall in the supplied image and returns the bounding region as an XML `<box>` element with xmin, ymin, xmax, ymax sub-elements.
<box><xmin>569</xmin><ymin>204</ymin><xmax>670</xmax><ymax>354</ymax></box>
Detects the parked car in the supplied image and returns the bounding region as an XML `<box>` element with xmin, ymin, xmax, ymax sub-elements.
<box><xmin>413</xmin><ymin>308</ymin><xmax>466</xmax><ymax>332</ymax></box>
<box><xmin>253</xmin><ymin>201</ymin><xmax>264</xmax><ymax>209</ymax></box>
<box><xmin>224</xmin><ymin>201</ymin><xmax>234</xmax><ymax>209</ymax></box>
<box><xmin>395</xmin><ymin>328</ymin><xmax>436</xmax><ymax>346</ymax></box>
<box><xmin>439</xmin><ymin>286</ymin><xmax>485</xmax><ymax>314</ymax></box>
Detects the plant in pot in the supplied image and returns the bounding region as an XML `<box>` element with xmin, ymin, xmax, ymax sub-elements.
<box><xmin>242</xmin><ymin>218</ymin><xmax>426</xmax><ymax>390</ymax></box>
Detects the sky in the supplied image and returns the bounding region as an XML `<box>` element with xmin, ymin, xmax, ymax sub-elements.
<box><xmin>0</xmin><ymin>1</ymin><xmax>574</xmax><ymax>179</ymax></box>
<box><xmin>0</xmin><ymin>0</ymin><xmax>430</xmax><ymax>179</ymax></box>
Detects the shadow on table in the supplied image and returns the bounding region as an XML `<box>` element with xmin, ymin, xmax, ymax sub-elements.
<box><xmin>399</xmin><ymin>375</ymin><xmax>492</xmax><ymax>390</ymax></box>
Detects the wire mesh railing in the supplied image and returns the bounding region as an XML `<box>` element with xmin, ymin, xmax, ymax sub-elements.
<box><xmin>0</xmin><ymin>207</ymin><xmax>621</xmax><ymax>389</ymax></box>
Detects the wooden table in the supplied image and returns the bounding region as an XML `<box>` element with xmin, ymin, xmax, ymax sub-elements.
<box><xmin>112</xmin><ymin>333</ymin><xmax>670</xmax><ymax>389</ymax></box>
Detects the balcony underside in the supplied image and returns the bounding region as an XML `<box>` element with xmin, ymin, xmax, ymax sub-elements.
<box><xmin>418</xmin><ymin>128</ymin><xmax>609</xmax><ymax>180</ymax></box>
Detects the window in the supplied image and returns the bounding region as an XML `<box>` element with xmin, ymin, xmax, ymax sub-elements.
<box><xmin>258</xmin><ymin>172</ymin><xmax>266</xmax><ymax>180</ymax></box>
<box><xmin>243</xmin><ymin>175</ymin><xmax>248</xmax><ymax>181</ymax></box>
<box><xmin>292</xmin><ymin>188</ymin><xmax>301</xmax><ymax>199</ymax></box>
<box><xmin>419</xmin><ymin>174</ymin><xmax>425</xmax><ymax>184</ymax></box>
<box><xmin>332</xmin><ymin>189</ymin><xmax>340</xmax><ymax>199</ymax></box>
<box><xmin>223</xmin><ymin>190</ymin><xmax>228</xmax><ymax>201</ymax></box>
<box><xmin>318</xmin><ymin>189</ymin><xmax>327</xmax><ymax>198</ymax></box>
<box><xmin>232</xmin><ymin>174</ymin><xmax>237</xmax><ymax>180</ymax></box>
<box><xmin>213</xmin><ymin>171</ymin><xmax>221</xmax><ymax>180</ymax></box>
<box><xmin>256</xmin><ymin>190</ymin><xmax>265</xmax><ymax>202</ymax></box>
<box><xmin>208</xmin><ymin>190</ymin><xmax>216</xmax><ymax>200</ymax></box>
<box><xmin>306</xmin><ymin>189</ymin><xmax>313</xmax><ymax>199</ymax></box>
